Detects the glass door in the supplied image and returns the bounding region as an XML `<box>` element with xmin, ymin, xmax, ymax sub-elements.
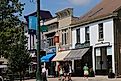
<box><xmin>95</xmin><ymin>47</ymin><xmax>108</xmax><ymax>75</ymax></box>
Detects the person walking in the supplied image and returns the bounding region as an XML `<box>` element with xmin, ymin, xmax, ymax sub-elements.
<box><xmin>63</xmin><ymin>62</ymin><xmax>69</xmax><ymax>81</ymax></box>
<box><xmin>58</xmin><ymin>65</ymin><xmax>63</xmax><ymax>81</ymax></box>
<box><xmin>68</xmin><ymin>63</ymin><xmax>72</xmax><ymax>81</ymax></box>
<box><xmin>57</xmin><ymin>63</ymin><xmax>61</xmax><ymax>80</ymax></box>
<box><xmin>42</xmin><ymin>65</ymin><xmax>47</xmax><ymax>81</ymax></box>
<box><xmin>83</xmin><ymin>64</ymin><xmax>89</xmax><ymax>79</ymax></box>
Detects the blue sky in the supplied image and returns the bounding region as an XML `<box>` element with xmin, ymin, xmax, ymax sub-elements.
<box><xmin>20</xmin><ymin>0</ymin><xmax>101</xmax><ymax>20</ymax></box>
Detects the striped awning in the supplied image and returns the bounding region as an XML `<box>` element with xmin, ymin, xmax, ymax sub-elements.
<box><xmin>64</xmin><ymin>48</ymin><xmax>89</xmax><ymax>60</ymax></box>
<box><xmin>52</xmin><ymin>50</ymin><xmax>70</xmax><ymax>61</ymax></box>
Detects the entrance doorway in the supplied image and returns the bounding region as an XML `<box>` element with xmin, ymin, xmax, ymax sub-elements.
<box><xmin>95</xmin><ymin>47</ymin><xmax>112</xmax><ymax>75</ymax></box>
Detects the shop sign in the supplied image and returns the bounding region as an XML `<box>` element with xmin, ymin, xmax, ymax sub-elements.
<box><xmin>75</xmin><ymin>43</ymin><xmax>82</xmax><ymax>49</ymax></box>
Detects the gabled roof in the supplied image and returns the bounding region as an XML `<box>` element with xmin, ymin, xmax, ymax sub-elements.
<box><xmin>24</xmin><ymin>10</ymin><xmax>52</xmax><ymax>21</ymax></box>
<box><xmin>72</xmin><ymin>0</ymin><xmax>121</xmax><ymax>25</ymax></box>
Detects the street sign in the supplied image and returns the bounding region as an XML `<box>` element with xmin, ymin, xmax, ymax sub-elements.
<box><xmin>40</xmin><ymin>25</ymin><xmax>48</xmax><ymax>32</ymax></box>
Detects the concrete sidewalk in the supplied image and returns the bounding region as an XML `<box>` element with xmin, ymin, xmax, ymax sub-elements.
<box><xmin>25</xmin><ymin>76</ymin><xmax>121</xmax><ymax>81</ymax></box>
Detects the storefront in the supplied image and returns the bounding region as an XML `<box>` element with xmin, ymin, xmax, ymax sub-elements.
<box><xmin>64</xmin><ymin>48</ymin><xmax>92</xmax><ymax>76</ymax></box>
<box><xmin>52</xmin><ymin>48</ymin><xmax>92</xmax><ymax>76</ymax></box>
<box><xmin>41</xmin><ymin>47</ymin><xmax>56</xmax><ymax>76</ymax></box>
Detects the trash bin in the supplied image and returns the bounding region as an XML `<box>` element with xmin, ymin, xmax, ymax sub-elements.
<box><xmin>108</xmin><ymin>68</ymin><xmax>115</xmax><ymax>78</ymax></box>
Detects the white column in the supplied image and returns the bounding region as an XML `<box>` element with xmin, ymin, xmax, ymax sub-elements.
<box><xmin>55</xmin><ymin>42</ymin><xmax>59</xmax><ymax>72</ymax></box>
<box><xmin>72</xmin><ymin>60</ymin><xmax>74</xmax><ymax>72</ymax></box>
<box><xmin>112</xmin><ymin>45</ymin><xmax>115</xmax><ymax>73</ymax></box>
<box><xmin>92</xmin><ymin>47</ymin><xmax>95</xmax><ymax>72</ymax></box>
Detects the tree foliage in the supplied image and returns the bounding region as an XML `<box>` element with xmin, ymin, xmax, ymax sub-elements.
<box><xmin>0</xmin><ymin>0</ymin><xmax>31</xmax><ymax>79</ymax></box>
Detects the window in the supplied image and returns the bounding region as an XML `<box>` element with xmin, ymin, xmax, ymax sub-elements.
<box><xmin>98</xmin><ymin>23</ymin><xmax>103</xmax><ymax>39</ymax></box>
<box><xmin>85</xmin><ymin>27</ymin><xmax>90</xmax><ymax>42</ymax></box>
<box><xmin>62</xmin><ymin>30</ymin><xmax>68</xmax><ymax>45</ymax></box>
<box><xmin>76</xmin><ymin>28</ymin><xmax>80</xmax><ymax>43</ymax></box>
<box><xmin>47</xmin><ymin>37</ymin><xmax>55</xmax><ymax>46</ymax></box>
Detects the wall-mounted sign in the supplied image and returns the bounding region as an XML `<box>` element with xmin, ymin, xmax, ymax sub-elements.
<box><xmin>29</xmin><ymin>16</ymin><xmax>37</xmax><ymax>30</ymax></box>
<box><xmin>54</xmin><ymin>36</ymin><xmax>59</xmax><ymax>43</ymax></box>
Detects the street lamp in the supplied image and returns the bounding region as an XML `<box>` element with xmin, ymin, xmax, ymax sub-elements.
<box><xmin>36</xmin><ymin>0</ymin><xmax>42</xmax><ymax>81</ymax></box>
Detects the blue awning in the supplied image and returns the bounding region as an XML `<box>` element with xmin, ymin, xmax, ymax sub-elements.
<box><xmin>41</xmin><ymin>53</ymin><xmax>55</xmax><ymax>62</ymax></box>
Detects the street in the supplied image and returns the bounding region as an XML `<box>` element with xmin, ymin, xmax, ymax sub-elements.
<box><xmin>25</xmin><ymin>76</ymin><xmax>121</xmax><ymax>81</ymax></box>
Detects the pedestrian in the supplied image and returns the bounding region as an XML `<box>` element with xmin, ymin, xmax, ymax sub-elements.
<box><xmin>63</xmin><ymin>62</ymin><xmax>69</xmax><ymax>81</ymax></box>
<box><xmin>57</xmin><ymin>63</ymin><xmax>61</xmax><ymax>80</ymax></box>
<box><xmin>58</xmin><ymin>65</ymin><xmax>63</xmax><ymax>80</ymax></box>
<box><xmin>83</xmin><ymin>63</ymin><xmax>89</xmax><ymax>79</ymax></box>
<box><xmin>42</xmin><ymin>65</ymin><xmax>47</xmax><ymax>81</ymax></box>
<box><xmin>69</xmin><ymin>63</ymin><xmax>72</xmax><ymax>81</ymax></box>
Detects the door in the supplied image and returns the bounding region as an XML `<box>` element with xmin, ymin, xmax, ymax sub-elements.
<box><xmin>95</xmin><ymin>47</ymin><xmax>108</xmax><ymax>75</ymax></box>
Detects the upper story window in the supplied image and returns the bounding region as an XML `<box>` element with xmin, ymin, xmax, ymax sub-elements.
<box><xmin>85</xmin><ymin>26</ymin><xmax>90</xmax><ymax>42</ymax></box>
<box><xmin>47</xmin><ymin>37</ymin><xmax>55</xmax><ymax>46</ymax></box>
<box><xmin>76</xmin><ymin>28</ymin><xmax>80</xmax><ymax>43</ymax></box>
<box><xmin>48</xmin><ymin>23</ymin><xmax>58</xmax><ymax>31</ymax></box>
<box><xmin>98</xmin><ymin>23</ymin><xmax>103</xmax><ymax>40</ymax></box>
<box><xmin>62</xmin><ymin>30</ymin><xmax>68</xmax><ymax>45</ymax></box>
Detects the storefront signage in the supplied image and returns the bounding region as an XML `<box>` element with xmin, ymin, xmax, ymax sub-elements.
<box><xmin>75</xmin><ymin>43</ymin><xmax>83</xmax><ymax>49</ymax></box>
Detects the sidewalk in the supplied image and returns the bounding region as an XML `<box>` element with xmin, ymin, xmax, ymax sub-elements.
<box><xmin>25</xmin><ymin>76</ymin><xmax>121</xmax><ymax>81</ymax></box>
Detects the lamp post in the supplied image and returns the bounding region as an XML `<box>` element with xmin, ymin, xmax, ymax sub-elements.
<box><xmin>36</xmin><ymin>0</ymin><xmax>42</xmax><ymax>81</ymax></box>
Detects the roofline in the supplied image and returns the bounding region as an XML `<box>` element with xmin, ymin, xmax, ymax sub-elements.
<box><xmin>24</xmin><ymin>10</ymin><xmax>51</xmax><ymax>17</ymax></box>
<box><xmin>70</xmin><ymin>12</ymin><xmax>118</xmax><ymax>28</ymax></box>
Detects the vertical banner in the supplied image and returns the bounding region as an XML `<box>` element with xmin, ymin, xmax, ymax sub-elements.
<box><xmin>29</xmin><ymin>16</ymin><xmax>37</xmax><ymax>30</ymax></box>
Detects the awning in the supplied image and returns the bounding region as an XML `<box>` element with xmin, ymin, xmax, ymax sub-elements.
<box><xmin>41</xmin><ymin>53</ymin><xmax>55</xmax><ymax>62</ymax></box>
<box><xmin>64</xmin><ymin>48</ymin><xmax>89</xmax><ymax>60</ymax></box>
<box><xmin>52</xmin><ymin>50</ymin><xmax>70</xmax><ymax>61</ymax></box>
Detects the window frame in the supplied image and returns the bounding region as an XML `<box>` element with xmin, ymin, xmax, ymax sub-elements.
<box><xmin>98</xmin><ymin>23</ymin><xmax>104</xmax><ymax>40</ymax></box>
<box><xmin>85</xmin><ymin>26</ymin><xmax>90</xmax><ymax>42</ymax></box>
<box><xmin>76</xmin><ymin>28</ymin><xmax>80</xmax><ymax>43</ymax></box>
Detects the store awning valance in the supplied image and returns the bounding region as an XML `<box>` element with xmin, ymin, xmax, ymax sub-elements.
<box><xmin>52</xmin><ymin>50</ymin><xmax>70</xmax><ymax>61</ymax></box>
<box><xmin>64</xmin><ymin>48</ymin><xmax>89</xmax><ymax>60</ymax></box>
<box><xmin>41</xmin><ymin>53</ymin><xmax>55</xmax><ymax>62</ymax></box>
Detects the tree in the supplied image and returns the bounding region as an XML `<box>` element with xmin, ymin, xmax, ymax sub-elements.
<box><xmin>0</xmin><ymin>0</ymin><xmax>24</xmax><ymax>58</ymax></box>
<box><xmin>0</xmin><ymin>0</ymin><xmax>31</xmax><ymax>81</ymax></box>
<box><xmin>8</xmin><ymin>26</ymin><xmax>31</xmax><ymax>81</ymax></box>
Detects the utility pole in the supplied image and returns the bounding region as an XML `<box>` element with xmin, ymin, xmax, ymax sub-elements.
<box><xmin>36</xmin><ymin>0</ymin><xmax>42</xmax><ymax>81</ymax></box>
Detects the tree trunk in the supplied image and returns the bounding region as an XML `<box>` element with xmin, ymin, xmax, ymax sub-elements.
<box><xmin>20</xmin><ymin>72</ymin><xmax>22</xmax><ymax>81</ymax></box>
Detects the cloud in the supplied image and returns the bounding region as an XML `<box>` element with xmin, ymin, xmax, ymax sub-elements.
<box><xmin>68</xmin><ymin>0</ymin><xmax>91</xmax><ymax>6</ymax></box>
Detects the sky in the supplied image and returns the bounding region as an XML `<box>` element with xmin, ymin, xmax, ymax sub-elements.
<box><xmin>20</xmin><ymin>0</ymin><xmax>102</xmax><ymax>20</ymax></box>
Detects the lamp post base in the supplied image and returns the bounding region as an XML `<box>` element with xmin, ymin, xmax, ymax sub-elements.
<box><xmin>36</xmin><ymin>67</ymin><xmax>42</xmax><ymax>81</ymax></box>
